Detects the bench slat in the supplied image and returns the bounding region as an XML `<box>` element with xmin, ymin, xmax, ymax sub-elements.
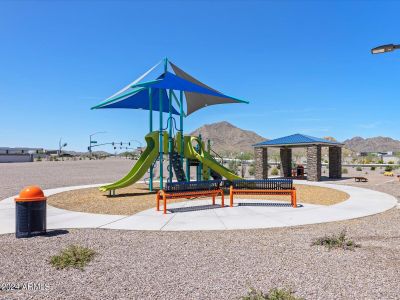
<box><xmin>165</xmin><ymin>180</ymin><xmax>222</xmax><ymax>192</ymax></box>
<box><xmin>231</xmin><ymin>179</ymin><xmax>293</xmax><ymax>190</ymax></box>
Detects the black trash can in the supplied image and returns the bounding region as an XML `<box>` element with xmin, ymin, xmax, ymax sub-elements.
<box><xmin>15</xmin><ymin>186</ymin><xmax>47</xmax><ymax>238</ymax></box>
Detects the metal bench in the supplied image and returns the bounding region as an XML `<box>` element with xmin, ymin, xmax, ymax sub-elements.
<box><xmin>229</xmin><ymin>179</ymin><xmax>297</xmax><ymax>208</ymax></box>
<box><xmin>156</xmin><ymin>180</ymin><xmax>224</xmax><ymax>214</ymax></box>
<box><xmin>354</xmin><ymin>177</ymin><xmax>368</xmax><ymax>182</ymax></box>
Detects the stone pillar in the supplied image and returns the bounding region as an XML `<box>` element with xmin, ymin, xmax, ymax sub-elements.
<box><xmin>254</xmin><ymin>147</ymin><xmax>268</xmax><ymax>179</ymax></box>
<box><xmin>329</xmin><ymin>146</ymin><xmax>342</xmax><ymax>179</ymax></box>
<box><xmin>307</xmin><ymin>145</ymin><xmax>321</xmax><ymax>181</ymax></box>
<box><xmin>280</xmin><ymin>148</ymin><xmax>292</xmax><ymax>177</ymax></box>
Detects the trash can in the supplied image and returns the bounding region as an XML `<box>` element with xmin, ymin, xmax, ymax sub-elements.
<box><xmin>15</xmin><ymin>186</ymin><xmax>46</xmax><ymax>238</ymax></box>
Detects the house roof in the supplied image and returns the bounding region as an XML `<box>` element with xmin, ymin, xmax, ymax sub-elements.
<box><xmin>253</xmin><ymin>133</ymin><xmax>343</xmax><ymax>148</ymax></box>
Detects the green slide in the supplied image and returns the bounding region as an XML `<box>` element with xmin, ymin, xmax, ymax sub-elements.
<box><xmin>177</xmin><ymin>133</ymin><xmax>242</xmax><ymax>181</ymax></box>
<box><xmin>99</xmin><ymin>131</ymin><xmax>167</xmax><ymax>192</ymax></box>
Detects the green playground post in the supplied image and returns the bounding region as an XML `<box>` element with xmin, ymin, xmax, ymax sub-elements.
<box><xmin>179</xmin><ymin>90</ymin><xmax>184</xmax><ymax>169</ymax></box>
<box><xmin>168</xmin><ymin>89</ymin><xmax>173</xmax><ymax>184</ymax></box>
<box><xmin>159</xmin><ymin>88</ymin><xmax>163</xmax><ymax>190</ymax></box>
<box><xmin>149</xmin><ymin>88</ymin><xmax>153</xmax><ymax>191</ymax></box>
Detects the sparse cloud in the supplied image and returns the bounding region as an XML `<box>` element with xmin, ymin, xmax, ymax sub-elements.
<box><xmin>80</xmin><ymin>96</ymin><xmax>101</xmax><ymax>101</ymax></box>
<box><xmin>271</xmin><ymin>107</ymin><xmax>337</xmax><ymax>114</ymax></box>
<box><xmin>357</xmin><ymin>120</ymin><xmax>394</xmax><ymax>129</ymax></box>
<box><xmin>296</xmin><ymin>127</ymin><xmax>332</xmax><ymax>133</ymax></box>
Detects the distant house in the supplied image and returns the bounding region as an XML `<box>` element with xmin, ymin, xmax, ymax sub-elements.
<box><xmin>0</xmin><ymin>147</ymin><xmax>44</xmax><ymax>163</ymax></box>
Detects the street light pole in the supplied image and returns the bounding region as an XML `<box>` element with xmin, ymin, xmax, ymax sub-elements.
<box><xmin>371</xmin><ymin>43</ymin><xmax>400</xmax><ymax>54</ymax></box>
<box><xmin>58</xmin><ymin>138</ymin><xmax>67</xmax><ymax>157</ymax></box>
<box><xmin>89</xmin><ymin>131</ymin><xmax>106</xmax><ymax>158</ymax></box>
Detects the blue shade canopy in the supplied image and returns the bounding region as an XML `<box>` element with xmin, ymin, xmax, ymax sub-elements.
<box><xmin>91</xmin><ymin>87</ymin><xmax>179</xmax><ymax>115</ymax></box>
<box><xmin>136</xmin><ymin>71</ymin><xmax>240</xmax><ymax>99</ymax></box>
<box><xmin>91</xmin><ymin>59</ymin><xmax>248</xmax><ymax>116</ymax></box>
<box><xmin>254</xmin><ymin>134</ymin><xmax>343</xmax><ymax>147</ymax></box>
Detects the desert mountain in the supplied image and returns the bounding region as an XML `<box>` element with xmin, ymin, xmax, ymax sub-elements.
<box><xmin>189</xmin><ymin>121</ymin><xmax>266</xmax><ymax>156</ymax></box>
<box><xmin>189</xmin><ymin>122</ymin><xmax>400</xmax><ymax>156</ymax></box>
<box><xmin>343</xmin><ymin>136</ymin><xmax>400</xmax><ymax>153</ymax></box>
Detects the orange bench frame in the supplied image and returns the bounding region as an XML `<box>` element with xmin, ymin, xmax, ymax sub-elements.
<box><xmin>156</xmin><ymin>189</ymin><xmax>224</xmax><ymax>214</ymax></box>
<box><xmin>229</xmin><ymin>186</ymin><xmax>297</xmax><ymax>208</ymax></box>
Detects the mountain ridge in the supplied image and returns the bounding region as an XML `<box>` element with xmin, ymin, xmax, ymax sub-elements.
<box><xmin>190</xmin><ymin>121</ymin><xmax>400</xmax><ymax>155</ymax></box>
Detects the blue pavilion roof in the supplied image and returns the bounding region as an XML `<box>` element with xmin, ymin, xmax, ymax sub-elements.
<box><xmin>254</xmin><ymin>133</ymin><xmax>343</xmax><ymax>147</ymax></box>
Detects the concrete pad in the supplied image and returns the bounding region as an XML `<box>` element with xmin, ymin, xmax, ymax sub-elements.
<box><xmin>161</xmin><ymin>214</ymin><xmax>226</xmax><ymax>231</ymax></box>
<box><xmin>0</xmin><ymin>181</ymin><xmax>397</xmax><ymax>233</ymax></box>
<box><xmin>102</xmin><ymin>214</ymin><xmax>174</xmax><ymax>231</ymax></box>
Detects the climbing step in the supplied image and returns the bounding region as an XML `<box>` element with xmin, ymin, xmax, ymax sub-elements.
<box><xmin>171</xmin><ymin>151</ymin><xmax>186</xmax><ymax>182</ymax></box>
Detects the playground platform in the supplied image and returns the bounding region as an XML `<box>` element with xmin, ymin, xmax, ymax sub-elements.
<box><xmin>0</xmin><ymin>181</ymin><xmax>397</xmax><ymax>233</ymax></box>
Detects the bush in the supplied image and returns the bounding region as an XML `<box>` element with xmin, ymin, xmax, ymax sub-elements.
<box><xmin>228</xmin><ymin>160</ymin><xmax>240</xmax><ymax>175</ymax></box>
<box><xmin>385</xmin><ymin>165</ymin><xmax>393</xmax><ymax>172</ymax></box>
<box><xmin>271</xmin><ymin>168</ymin><xmax>279</xmax><ymax>176</ymax></box>
<box><xmin>370</xmin><ymin>166</ymin><xmax>376</xmax><ymax>171</ymax></box>
<box><xmin>248</xmin><ymin>163</ymin><xmax>255</xmax><ymax>176</ymax></box>
<box><xmin>50</xmin><ymin>245</ymin><xmax>96</xmax><ymax>270</ymax></box>
<box><xmin>388</xmin><ymin>160</ymin><xmax>394</xmax><ymax>164</ymax></box>
<box><xmin>312</xmin><ymin>230</ymin><xmax>360</xmax><ymax>251</ymax></box>
<box><xmin>356</xmin><ymin>166</ymin><xmax>362</xmax><ymax>171</ymax></box>
<box><xmin>342</xmin><ymin>168</ymin><xmax>348</xmax><ymax>174</ymax></box>
<box><xmin>241</xmin><ymin>287</ymin><xmax>303</xmax><ymax>300</ymax></box>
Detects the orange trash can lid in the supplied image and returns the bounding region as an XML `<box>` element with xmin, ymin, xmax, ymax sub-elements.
<box><xmin>15</xmin><ymin>186</ymin><xmax>46</xmax><ymax>202</ymax></box>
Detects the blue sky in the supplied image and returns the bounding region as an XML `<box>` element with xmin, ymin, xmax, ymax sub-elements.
<box><xmin>1</xmin><ymin>0</ymin><xmax>400</xmax><ymax>152</ymax></box>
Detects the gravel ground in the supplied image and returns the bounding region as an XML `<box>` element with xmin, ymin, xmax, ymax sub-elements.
<box><xmin>1</xmin><ymin>208</ymin><xmax>400</xmax><ymax>300</ymax></box>
<box><xmin>1</xmin><ymin>160</ymin><xmax>400</xmax><ymax>299</ymax></box>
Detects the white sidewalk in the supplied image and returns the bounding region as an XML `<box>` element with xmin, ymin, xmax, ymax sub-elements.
<box><xmin>0</xmin><ymin>181</ymin><xmax>397</xmax><ymax>233</ymax></box>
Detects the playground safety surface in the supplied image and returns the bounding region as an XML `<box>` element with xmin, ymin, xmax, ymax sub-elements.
<box><xmin>46</xmin><ymin>183</ymin><xmax>350</xmax><ymax>215</ymax></box>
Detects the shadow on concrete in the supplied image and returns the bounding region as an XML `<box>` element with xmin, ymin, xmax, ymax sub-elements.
<box><xmin>168</xmin><ymin>204</ymin><xmax>223</xmax><ymax>213</ymax></box>
<box><xmin>238</xmin><ymin>202</ymin><xmax>304</xmax><ymax>208</ymax></box>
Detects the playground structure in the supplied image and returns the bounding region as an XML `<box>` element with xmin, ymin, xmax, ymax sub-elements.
<box><xmin>92</xmin><ymin>58</ymin><xmax>247</xmax><ymax>194</ymax></box>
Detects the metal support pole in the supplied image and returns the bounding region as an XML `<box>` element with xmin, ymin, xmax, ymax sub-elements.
<box><xmin>179</xmin><ymin>90</ymin><xmax>184</xmax><ymax>166</ymax></box>
<box><xmin>89</xmin><ymin>136</ymin><xmax>92</xmax><ymax>158</ymax></box>
<box><xmin>168</xmin><ymin>89</ymin><xmax>173</xmax><ymax>184</ymax></box>
<box><xmin>186</xmin><ymin>158</ymin><xmax>190</xmax><ymax>182</ymax></box>
<box><xmin>207</xmin><ymin>139</ymin><xmax>211</xmax><ymax>178</ymax></box>
<box><xmin>149</xmin><ymin>88</ymin><xmax>153</xmax><ymax>191</ymax></box>
<box><xmin>159</xmin><ymin>88</ymin><xmax>163</xmax><ymax>190</ymax></box>
<box><xmin>198</xmin><ymin>134</ymin><xmax>203</xmax><ymax>181</ymax></box>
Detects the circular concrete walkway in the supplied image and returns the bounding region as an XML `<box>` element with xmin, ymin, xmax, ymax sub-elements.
<box><xmin>0</xmin><ymin>181</ymin><xmax>397</xmax><ymax>233</ymax></box>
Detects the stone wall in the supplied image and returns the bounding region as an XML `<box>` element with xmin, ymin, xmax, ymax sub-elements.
<box><xmin>307</xmin><ymin>145</ymin><xmax>321</xmax><ymax>181</ymax></box>
<box><xmin>254</xmin><ymin>147</ymin><xmax>268</xmax><ymax>179</ymax></box>
<box><xmin>329</xmin><ymin>146</ymin><xmax>342</xmax><ymax>179</ymax></box>
<box><xmin>280</xmin><ymin>148</ymin><xmax>292</xmax><ymax>177</ymax></box>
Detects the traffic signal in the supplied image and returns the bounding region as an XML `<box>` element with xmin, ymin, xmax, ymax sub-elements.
<box><xmin>120</xmin><ymin>142</ymin><xmax>122</xmax><ymax>146</ymax></box>
<box><xmin>128</xmin><ymin>142</ymin><xmax>131</xmax><ymax>146</ymax></box>
<box><xmin>112</xmin><ymin>142</ymin><xmax>114</xmax><ymax>146</ymax></box>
